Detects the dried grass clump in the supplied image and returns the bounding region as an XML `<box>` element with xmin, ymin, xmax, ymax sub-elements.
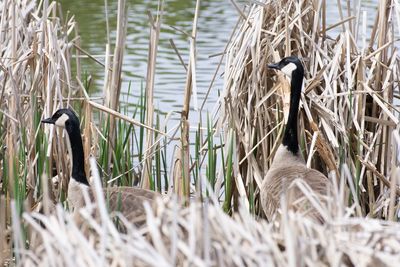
<box><xmin>0</xmin><ymin>0</ymin><xmax>79</xmax><ymax>263</ymax></box>
<box><xmin>219</xmin><ymin>0</ymin><xmax>400</xmax><ymax>218</ymax></box>
<box><xmin>17</xmin><ymin>161</ymin><xmax>400</xmax><ymax>267</ymax></box>
<box><xmin>0</xmin><ymin>0</ymin><xmax>78</xmax><ymax>190</ymax></box>
<box><xmin>17</xmin><ymin>189</ymin><xmax>400</xmax><ymax>266</ymax></box>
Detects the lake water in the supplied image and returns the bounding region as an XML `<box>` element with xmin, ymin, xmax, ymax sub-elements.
<box><xmin>60</xmin><ymin>0</ymin><xmax>240</xmax><ymax>121</ymax></box>
<box><xmin>59</xmin><ymin>0</ymin><xmax>380</xmax><ymax>122</ymax></box>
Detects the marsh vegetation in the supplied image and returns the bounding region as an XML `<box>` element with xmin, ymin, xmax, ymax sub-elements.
<box><xmin>1</xmin><ymin>0</ymin><xmax>400</xmax><ymax>266</ymax></box>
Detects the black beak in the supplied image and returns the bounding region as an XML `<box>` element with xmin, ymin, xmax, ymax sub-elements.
<box><xmin>268</xmin><ymin>63</ymin><xmax>280</xmax><ymax>70</ymax></box>
<box><xmin>41</xmin><ymin>117</ymin><xmax>54</xmax><ymax>124</ymax></box>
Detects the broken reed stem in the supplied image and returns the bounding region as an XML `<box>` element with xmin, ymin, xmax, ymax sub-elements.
<box><xmin>141</xmin><ymin>1</ymin><xmax>164</xmax><ymax>189</ymax></box>
<box><xmin>87</xmin><ymin>99</ymin><xmax>168</xmax><ymax>136</ymax></box>
<box><xmin>175</xmin><ymin>0</ymin><xmax>201</xmax><ymax>198</ymax></box>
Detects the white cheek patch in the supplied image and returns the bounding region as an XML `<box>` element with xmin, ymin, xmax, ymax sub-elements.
<box><xmin>280</xmin><ymin>62</ymin><xmax>297</xmax><ymax>77</ymax></box>
<box><xmin>55</xmin><ymin>113</ymin><xmax>69</xmax><ymax>128</ymax></box>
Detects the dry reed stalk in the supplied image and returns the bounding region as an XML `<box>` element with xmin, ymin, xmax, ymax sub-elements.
<box><xmin>142</xmin><ymin>1</ymin><xmax>164</xmax><ymax>189</ymax></box>
<box><xmin>104</xmin><ymin>0</ymin><xmax>127</xmax><ymax>176</ymax></box>
<box><xmin>219</xmin><ymin>0</ymin><xmax>400</xmax><ymax>218</ymax></box>
<box><xmin>0</xmin><ymin>196</ymin><xmax>9</xmax><ymax>265</ymax></box>
<box><xmin>6</xmin><ymin>0</ymin><xmax>17</xmax><ymax>201</ymax></box>
<box><xmin>83</xmin><ymin>102</ymin><xmax>92</xmax><ymax>179</ymax></box>
<box><xmin>173</xmin><ymin>0</ymin><xmax>201</xmax><ymax>199</ymax></box>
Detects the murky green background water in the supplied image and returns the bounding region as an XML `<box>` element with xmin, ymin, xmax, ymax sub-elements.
<box><xmin>60</xmin><ymin>0</ymin><xmax>240</xmax><ymax>119</ymax></box>
<box><xmin>59</xmin><ymin>0</ymin><xmax>380</xmax><ymax>119</ymax></box>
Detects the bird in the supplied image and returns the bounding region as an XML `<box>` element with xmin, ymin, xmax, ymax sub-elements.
<box><xmin>260</xmin><ymin>56</ymin><xmax>332</xmax><ymax>222</ymax></box>
<box><xmin>41</xmin><ymin>108</ymin><xmax>159</xmax><ymax>225</ymax></box>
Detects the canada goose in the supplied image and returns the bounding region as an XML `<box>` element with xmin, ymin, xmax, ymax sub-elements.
<box><xmin>42</xmin><ymin>108</ymin><xmax>159</xmax><ymax>224</ymax></box>
<box><xmin>260</xmin><ymin>56</ymin><xmax>331</xmax><ymax>222</ymax></box>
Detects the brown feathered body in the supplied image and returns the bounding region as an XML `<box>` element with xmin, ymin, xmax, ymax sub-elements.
<box><xmin>68</xmin><ymin>179</ymin><xmax>159</xmax><ymax>225</ymax></box>
<box><xmin>260</xmin><ymin>145</ymin><xmax>331</xmax><ymax>222</ymax></box>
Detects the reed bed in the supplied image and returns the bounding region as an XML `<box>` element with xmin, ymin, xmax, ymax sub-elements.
<box><xmin>219</xmin><ymin>0</ymin><xmax>400</xmax><ymax>219</ymax></box>
<box><xmin>1</xmin><ymin>0</ymin><xmax>400</xmax><ymax>266</ymax></box>
<box><xmin>0</xmin><ymin>0</ymin><xmax>78</xmax><ymax>263</ymax></box>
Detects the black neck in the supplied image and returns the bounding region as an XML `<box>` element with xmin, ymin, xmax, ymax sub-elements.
<box><xmin>282</xmin><ymin>71</ymin><xmax>303</xmax><ymax>154</ymax></box>
<box><xmin>67</xmin><ymin>126</ymin><xmax>89</xmax><ymax>186</ymax></box>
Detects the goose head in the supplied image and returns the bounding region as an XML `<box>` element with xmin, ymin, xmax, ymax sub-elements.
<box><xmin>268</xmin><ymin>56</ymin><xmax>304</xmax><ymax>79</ymax></box>
<box><xmin>41</xmin><ymin>108</ymin><xmax>80</xmax><ymax>134</ymax></box>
